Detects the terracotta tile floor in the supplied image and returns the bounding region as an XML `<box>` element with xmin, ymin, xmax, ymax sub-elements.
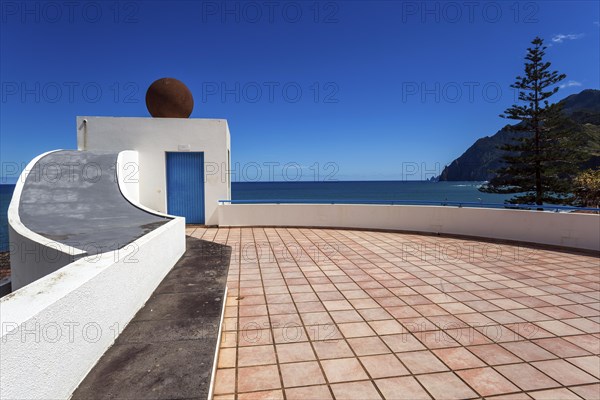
<box><xmin>186</xmin><ymin>227</ymin><xmax>600</xmax><ymax>400</ymax></box>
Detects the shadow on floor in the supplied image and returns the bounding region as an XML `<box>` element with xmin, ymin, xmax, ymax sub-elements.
<box><xmin>72</xmin><ymin>237</ymin><xmax>231</xmax><ymax>400</ymax></box>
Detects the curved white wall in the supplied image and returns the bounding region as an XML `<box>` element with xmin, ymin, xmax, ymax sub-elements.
<box><xmin>8</xmin><ymin>150</ymin><xmax>87</xmax><ymax>290</ymax></box>
<box><xmin>117</xmin><ymin>150</ymin><xmax>140</xmax><ymax>204</ymax></box>
<box><xmin>3</xmin><ymin>149</ymin><xmax>187</xmax><ymax>399</ymax></box>
<box><xmin>116</xmin><ymin>150</ymin><xmax>172</xmax><ymax>218</ymax></box>
<box><xmin>218</xmin><ymin>204</ymin><xmax>600</xmax><ymax>252</ymax></box>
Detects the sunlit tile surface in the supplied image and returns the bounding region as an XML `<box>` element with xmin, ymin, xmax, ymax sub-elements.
<box><xmin>189</xmin><ymin>227</ymin><xmax>600</xmax><ymax>400</ymax></box>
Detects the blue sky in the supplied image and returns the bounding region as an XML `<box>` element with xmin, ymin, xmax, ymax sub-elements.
<box><xmin>1</xmin><ymin>0</ymin><xmax>599</xmax><ymax>182</ymax></box>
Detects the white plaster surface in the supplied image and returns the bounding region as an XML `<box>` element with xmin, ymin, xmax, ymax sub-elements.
<box><xmin>8</xmin><ymin>150</ymin><xmax>87</xmax><ymax>290</ymax></box>
<box><xmin>0</xmin><ymin>217</ymin><xmax>185</xmax><ymax>400</ymax></box>
<box><xmin>117</xmin><ymin>150</ymin><xmax>140</xmax><ymax>205</ymax></box>
<box><xmin>218</xmin><ymin>204</ymin><xmax>600</xmax><ymax>251</ymax></box>
<box><xmin>116</xmin><ymin>150</ymin><xmax>172</xmax><ymax>218</ymax></box>
<box><xmin>78</xmin><ymin>117</ymin><xmax>231</xmax><ymax>225</ymax></box>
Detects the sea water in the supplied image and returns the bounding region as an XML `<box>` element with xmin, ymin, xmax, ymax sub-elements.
<box><xmin>0</xmin><ymin>181</ymin><xmax>511</xmax><ymax>251</ymax></box>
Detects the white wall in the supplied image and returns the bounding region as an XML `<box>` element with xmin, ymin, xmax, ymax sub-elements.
<box><xmin>78</xmin><ymin>116</ymin><xmax>231</xmax><ymax>225</ymax></box>
<box><xmin>117</xmin><ymin>150</ymin><xmax>140</xmax><ymax>204</ymax></box>
<box><xmin>218</xmin><ymin>204</ymin><xmax>600</xmax><ymax>252</ymax></box>
<box><xmin>8</xmin><ymin>225</ymin><xmax>83</xmax><ymax>290</ymax></box>
<box><xmin>116</xmin><ymin>150</ymin><xmax>172</xmax><ymax>219</ymax></box>
<box><xmin>0</xmin><ymin>217</ymin><xmax>185</xmax><ymax>400</ymax></box>
<box><xmin>4</xmin><ymin>145</ymin><xmax>188</xmax><ymax>398</ymax></box>
<box><xmin>8</xmin><ymin>150</ymin><xmax>87</xmax><ymax>290</ymax></box>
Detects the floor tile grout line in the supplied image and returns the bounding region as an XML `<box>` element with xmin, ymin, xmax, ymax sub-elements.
<box><xmin>287</xmin><ymin>227</ymin><xmax>436</xmax><ymax>400</ymax></box>
<box><xmin>216</xmin><ymin>372</ymin><xmax>600</xmax><ymax>399</ymax></box>
<box><xmin>267</xmin><ymin>227</ymin><xmax>339</xmax><ymax>400</ymax></box>
<box><xmin>252</xmin><ymin>226</ymin><xmax>287</xmax><ymax>399</ymax></box>
<box><xmin>359</xmin><ymin>228</ymin><xmax>596</xmax><ymax>306</ymax></box>
<box><xmin>282</xmin><ymin>226</ymin><xmax>400</xmax><ymax>395</ymax></box>
<box><xmin>333</xmin><ymin>229</ymin><xmax>585</xmax><ymax>338</ymax></box>
<box><xmin>313</xmin><ymin>229</ymin><xmax>551</xmax><ymax>396</ymax></box>
<box><xmin>233</xmin><ymin>228</ymin><xmax>259</xmax><ymax>398</ymax></box>
<box><xmin>308</xmin><ymin>228</ymin><xmax>600</xmax><ymax>396</ymax></box>
<box><xmin>307</xmin><ymin>227</ymin><xmax>482</xmax><ymax>399</ymax></box>
<box><xmin>226</xmin><ymin>227</ymin><xmax>242</xmax><ymax>398</ymax></box>
<box><xmin>211</xmin><ymin>227</ymin><xmax>599</xmax><ymax>399</ymax></box>
<box><xmin>357</xmin><ymin>229</ymin><xmax>562</xmax><ymax>302</ymax></box>
<box><xmin>330</xmin><ymin>229</ymin><xmax>597</xmax><ymax>394</ymax></box>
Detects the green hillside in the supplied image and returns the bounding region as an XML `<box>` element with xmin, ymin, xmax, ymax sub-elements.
<box><xmin>439</xmin><ymin>89</ymin><xmax>600</xmax><ymax>181</ymax></box>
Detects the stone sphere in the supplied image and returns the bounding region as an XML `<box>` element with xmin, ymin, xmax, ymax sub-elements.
<box><xmin>145</xmin><ymin>78</ymin><xmax>194</xmax><ymax>118</ymax></box>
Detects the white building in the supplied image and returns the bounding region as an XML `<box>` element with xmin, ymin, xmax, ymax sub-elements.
<box><xmin>77</xmin><ymin>116</ymin><xmax>231</xmax><ymax>225</ymax></box>
<box><xmin>2</xmin><ymin>115</ymin><xmax>233</xmax><ymax>399</ymax></box>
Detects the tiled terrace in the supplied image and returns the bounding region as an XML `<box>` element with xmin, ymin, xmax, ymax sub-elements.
<box><xmin>188</xmin><ymin>227</ymin><xmax>600</xmax><ymax>400</ymax></box>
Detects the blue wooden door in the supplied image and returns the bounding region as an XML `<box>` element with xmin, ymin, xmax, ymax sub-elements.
<box><xmin>166</xmin><ymin>152</ymin><xmax>205</xmax><ymax>224</ymax></box>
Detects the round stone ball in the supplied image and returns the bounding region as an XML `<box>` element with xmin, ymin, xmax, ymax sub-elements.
<box><xmin>145</xmin><ymin>78</ymin><xmax>194</xmax><ymax>118</ymax></box>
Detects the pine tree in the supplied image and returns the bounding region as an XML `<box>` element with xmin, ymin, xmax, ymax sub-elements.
<box><xmin>479</xmin><ymin>37</ymin><xmax>583</xmax><ymax>206</ymax></box>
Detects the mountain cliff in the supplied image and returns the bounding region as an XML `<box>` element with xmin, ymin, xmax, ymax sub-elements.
<box><xmin>439</xmin><ymin>89</ymin><xmax>600</xmax><ymax>181</ymax></box>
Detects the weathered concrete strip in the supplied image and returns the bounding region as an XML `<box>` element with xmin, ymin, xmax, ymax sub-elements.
<box><xmin>71</xmin><ymin>237</ymin><xmax>230</xmax><ymax>400</ymax></box>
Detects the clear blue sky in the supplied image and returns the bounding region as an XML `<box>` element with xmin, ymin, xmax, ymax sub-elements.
<box><xmin>1</xmin><ymin>0</ymin><xmax>599</xmax><ymax>182</ymax></box>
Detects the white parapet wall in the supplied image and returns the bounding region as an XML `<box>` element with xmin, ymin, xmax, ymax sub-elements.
<box><xmin>0</xmin><ymin>217</ymin><xmax>186</xmax><ymax>399</ymax></box>
<box><xmin>8</xmin><ymin>150</ymin><xmax>87</xmax><ymax>290</ymax></box>
<box><xmin>218</xmin><ymin>204</ymin><xmax>600</xmax><ymax>252</ymax></box>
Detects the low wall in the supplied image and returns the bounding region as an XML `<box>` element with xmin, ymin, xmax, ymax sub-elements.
<box><xmin>0</xmin><ymin>217</ymin><xmax>186</xmax><ymax>399</ymax></box>
<box><xmin>218</xmin><ymin>204</ymin><xmax>600</xmax><ymax>252</ymax></box>
<box><xmin>8</xmin><ymin>225</ymin><xmax>84</xmax><ymax>290</ymax></box>
<box><xmin>8</xmin><ymin>150</ymin><xmax>86</xmax><ymax>290</ymax></box>
<box><xmin>3</xmin><ymin>148</ymin><xmax>186</xmax><ymax>399</ymax></box>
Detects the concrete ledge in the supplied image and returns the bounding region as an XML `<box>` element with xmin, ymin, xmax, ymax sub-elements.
<box><xmin>218</xmin><ymin>204</ymin><xmax>600</xmax><ymax>252</ymax></box>
<box><xmin>0</xmin><ymin>217</ymin><xmax>185</xmax><ymax>399</ymax></box>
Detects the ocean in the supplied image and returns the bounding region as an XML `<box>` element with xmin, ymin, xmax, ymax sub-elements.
<box><xmin>231</xmin><ymin>181</ymin><xmax>511</xmax><ymax>203</ymax></box>
<box><xmin>0</xmin><ymin>181</ymin><xmax>511</xmax><ymax>251</ymax></box>
<box><xmin>0</xmin><ymin>184</ymin><xmax>13</xmax><ymax>252</ymax></box>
